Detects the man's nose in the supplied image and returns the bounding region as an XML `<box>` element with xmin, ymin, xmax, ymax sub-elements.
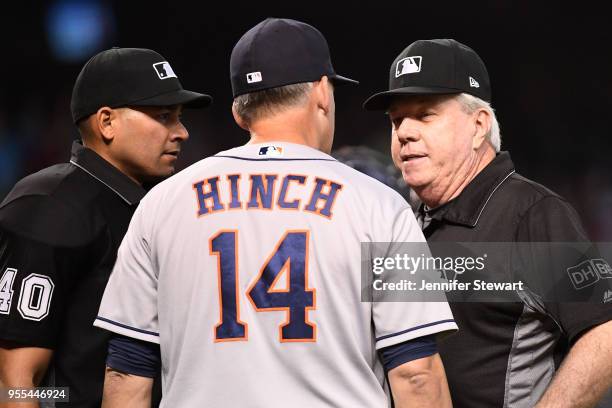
<box><xmin>171</xmin><ymin>122</ymin><xmax>189</xmax><ymax>142</ymax></box>
<box><xmin>396</xmin><ymin>118</ymin><xmax>421</xmax><ymax>143</ymax></box>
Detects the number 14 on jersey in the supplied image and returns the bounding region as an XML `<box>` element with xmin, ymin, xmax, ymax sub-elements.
<box><xmin>209</xmin><ymin>230</ymin><xmax>316</xmax><ymax>343</ymax></box>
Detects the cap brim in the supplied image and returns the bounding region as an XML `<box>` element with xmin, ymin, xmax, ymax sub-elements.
<box><xmin>363</xmin><ymin>86</ymin><xmax>463</xmax><ymax>111</ymax></box>
<box><xmin>130</xmin><ymin>89</ymin><xmax>213</xmax><ymax>109</ymax></box>
<box><xmin>330</xmin><ymin>74</ymin><xmax>359</xmax><ymax>86</ymax></box>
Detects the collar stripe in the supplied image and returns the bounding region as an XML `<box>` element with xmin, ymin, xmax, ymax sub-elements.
<box><xmin>70</xmin><ymin>160</ymin><xmax>133</xmax><ymax>205</ymax></box>
<box><xmin>472</xmin><ymin>170</ymin><xmax>515</xmax><ymax>227</ymax></box>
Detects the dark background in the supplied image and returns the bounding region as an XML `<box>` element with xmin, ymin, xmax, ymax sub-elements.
<box><xmin>1</xmin><ymin>1</ymin><xmax>610</xmax><ymax>238</ymax></box>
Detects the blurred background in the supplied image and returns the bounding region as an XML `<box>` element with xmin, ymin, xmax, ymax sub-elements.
<box><xmin>1</xmin><ymin>1</ymin><xmax>610</xmax><ymax>238</ymax></box>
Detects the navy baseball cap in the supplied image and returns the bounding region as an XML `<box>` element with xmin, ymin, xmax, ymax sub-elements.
<box><xmin>230</xmin><ymin>18</ymin><xmax>358</xmax><ymax>98</ymax></box>
<box><xmin>363</xmin><ymin>39</ymin><xmax>491</xmax><ymax>111</ymax></box>
<box><xmin>71</xmin><ymin>47</ymin><xmax>212</xmax><ymax>124</ymax></box>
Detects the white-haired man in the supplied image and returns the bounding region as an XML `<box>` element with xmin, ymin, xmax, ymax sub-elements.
<box><xmin>364</xmin><ymin>38</ymin><xmax>612</xmax><ymax>408</ymax></box>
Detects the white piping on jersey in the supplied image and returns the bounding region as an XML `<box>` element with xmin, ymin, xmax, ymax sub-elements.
<box><xmin>70</xmin><ymin>160</ymin><xmax>132</xmax><ymax>205</ymax></box>
<box><xmin>472</xmin><ymin>170</ymin><xmax>516</xmax><ymax>227</ymax></box>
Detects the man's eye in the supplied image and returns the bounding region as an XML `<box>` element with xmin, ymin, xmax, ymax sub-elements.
<box><xmin>157</xmin><ymin>113</ymin><xmax>171</xmax><ymax>121</ymax></box>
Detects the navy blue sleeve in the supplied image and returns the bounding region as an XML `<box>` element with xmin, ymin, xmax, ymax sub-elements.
<box><xmin>106</xmin><ymin>334</ymin><xmax>161</xmax><ymax>378</ymax></box>
<box><xmin>379</xmin><ymin>334</ymin><xmax>438</xmax><ymax>372</ymax></box>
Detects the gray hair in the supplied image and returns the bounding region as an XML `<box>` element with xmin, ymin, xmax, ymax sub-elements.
<box><xmin>232</xmin><ymin>82</ymin><xmax>313</xmax><ymax>126</ymax></box>
<box><xmin>456</xmin><ymin>93</ymin><xmax>501</xmax><ymax>152</ymax></box>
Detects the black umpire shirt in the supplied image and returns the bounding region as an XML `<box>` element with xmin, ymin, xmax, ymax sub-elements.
<box><xmin>0</xmin><ymin>141</ymin><xmax>146</xmax><ymax>407</ymax></box>
<box><xmin>417</xmin><ymin>152</ymin><xmax>612</xmax><ymax>407</ymax></box>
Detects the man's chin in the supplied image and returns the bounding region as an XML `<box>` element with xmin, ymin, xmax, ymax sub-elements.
<box><xmin>402</xmin><ymin>173</ymin><xmax>430</xmax><ymax>190</ymax></box>
<box><xmin>141</xmin><ymin>168</ymin><xmax>176</xmax><ymax>188</ymax></box>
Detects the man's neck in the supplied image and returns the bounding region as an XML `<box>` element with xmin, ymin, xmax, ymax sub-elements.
<box><xmin>417</xmin><ymin>148</ymin><xmax>496</xmax><ymax>208</ymax></box>
<box><xmin>82</xmin><ymin>141</ymin><xmax>143</xmax><ymax>186</ymax></box>
<box><xmin>247</xmin><ymin>110</ymin><xmax>328</xmax><ymax>153</ymax></box>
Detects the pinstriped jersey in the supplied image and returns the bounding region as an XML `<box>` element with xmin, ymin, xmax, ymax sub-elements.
<box><xmin>95</xmin><ymin>142</ymin><xmax>456</xmax><ymax>407</ymax></box>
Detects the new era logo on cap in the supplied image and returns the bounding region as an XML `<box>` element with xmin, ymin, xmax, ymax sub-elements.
<box><xmin>153</xmin><ymin>62</ymin><xmax>177</xmax><ymax>80</ymax></box>
<box><xmin>469</xmin><ymin>76</ymin><xmax>480</xmax><ymax>88</ymax></box>
<box><xmin>395</xmin><ymin>56</ymin><xmax>422</xmax><ymax>77</ymax></box>
<box><xmin>247</xmin><ymin>71</ymin><xmax>262</xmax><ymax>84</ymax></box>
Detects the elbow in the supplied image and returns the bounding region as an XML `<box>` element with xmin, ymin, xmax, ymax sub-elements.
<box><xmin>0</xmin><ymin>368</ymin><xmax>40</xmax><ymax>388</ymax></box>
<box><xmin>0</xmin><ymin>342</ymin><xmax>52</xmax><ymax>387</ymax></box>
<box><xmin>105</xmin><ymin>366</ymin><xmax>129</xmax><ymax>380</ymax></box>
<box><xmin>388</xmin><ymin>354</ymin><xmax>452</xmax><ymax>407</ymax></box>
<box><xmin>393</xmin><ymin>364</ymin><xmax>439</xmax><ymax>394</ymax></box>
<box><xmin>408</xmin><ymin>371</ymin><xmax>436</xmax><ymax>392</ymax></box>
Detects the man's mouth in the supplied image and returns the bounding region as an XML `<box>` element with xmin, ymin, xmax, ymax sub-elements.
<box><xmin>401</xmin><ymin>153</ymin><xmax>427</xmax><ymax>161</ymax></box>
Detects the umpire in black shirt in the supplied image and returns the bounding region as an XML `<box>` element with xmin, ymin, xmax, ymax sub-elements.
<box><xmin>0</xmin><ymin>47</ymin><xmax>211</xmax><ymax>407</ymax></box>
<box><xmin>364</xmin><ymin>39</ymin><xmax>612</xmax><ymax>407</ymax></box>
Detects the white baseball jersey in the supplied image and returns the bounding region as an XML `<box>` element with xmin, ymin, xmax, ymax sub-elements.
<box><xmin>95</xmin><ymin>142</ymin><xmax>457</xmax><ymax>407</ymax></box>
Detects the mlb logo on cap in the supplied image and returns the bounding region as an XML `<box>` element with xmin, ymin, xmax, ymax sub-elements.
<box><xmin>247</xmin><ymin>71</ymin><xmax>263</xmax><ymax>84</ymax></box>
<box><xmin>395</xmin><ymin>56</ymin><xmax>422</xmax><ymax>77</ymax></box>
<box><xmin>363</xmin><ymin>39</ymin><xmax>492</xmax><ymax>111</ymax></box>
<box><xmin>229</xmin><ymin>18</ymin><xmax>358</xmax><ymax>97</ymax></box>
<box><xmin>153</xmin><ymin>62</ymin><xmax>177</xmax><ymax>80</ymax></box>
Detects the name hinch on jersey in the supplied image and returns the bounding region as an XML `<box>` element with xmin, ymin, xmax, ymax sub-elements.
<box><xmin>193</xmin><ymin>174</ymin><xmax>343</xmax><ymax>219</ymax></box>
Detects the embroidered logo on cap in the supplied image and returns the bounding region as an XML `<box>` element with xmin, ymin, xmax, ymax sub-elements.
<box><xmin>469</xmin><ymin>76</ymin><xmax>480</xmax><ymax>88</ymax></box>
<box><xmin>395</xmin><ymin>56</ymin><xmax>422</xmax><ymax>77</ymax></box>
<box><xmin>247</xmin><ymin>71</ymin><xmax>263</xmax><ymax>84</ymax></box>
<box><xmin>153</xmin><ymin>62</ymin><xmax>177</xmax><ymax>80</ymax></box>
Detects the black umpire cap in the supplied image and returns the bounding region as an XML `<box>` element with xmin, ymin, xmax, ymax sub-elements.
<box><xmin>363</xmin><ymin>39</ymin><xmax>491</xmax><ymax>111</ymax></box>
<box><xmin>71</xmin><ymin>47</ymin><xmax>212</xmax><ymax>124</ymax></box>
<box><xmin>230</xmin><ymin>18</ymin><xmax>358</xmax><ymax>98</ymax></box>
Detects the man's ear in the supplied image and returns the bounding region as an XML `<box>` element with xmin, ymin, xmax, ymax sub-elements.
<box><xmin>232</xmin><ymin>103</ymin><xmax>249</xmax><ymax>131</ymax></box>
<box><xmin>472</xmin><ymin>108</ymin><xmax>491</xmax><ymax>150</ymax></box>
<box><xmin>313</xmin><ymin>76</ymin><xmax>332</xmax><ymax>115</ymax></box>
<box><xmin>94</xmin><ymin>107</ymin><xmax>117</xmax><ymax>143</ymax></box>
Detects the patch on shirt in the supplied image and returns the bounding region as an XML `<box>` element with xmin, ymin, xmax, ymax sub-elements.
<box><xmin>258</xmin><ymin>146</ymin><xmax>284</xmax><ymax>157</ymax></box>
<box><xmin>567</xmin><ymin>259</ymin><xmax>612</xmax><ymax>290</ymax></box>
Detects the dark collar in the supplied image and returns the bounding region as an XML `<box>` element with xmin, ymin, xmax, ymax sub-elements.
<box><xmin>421</xmin><ymin>151</ymin><xmax>516</xmax><ymax>227</ymax></box>
<box><xmin>70</xmin><ymin>141</ymin><xmax>146</xmax><ymax>205</ymax></box>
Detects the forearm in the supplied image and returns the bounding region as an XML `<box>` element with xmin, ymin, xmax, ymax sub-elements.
<box><xmin>102</xmin><ymin>367</ymin><xmax>153</xmax><ymax>408</ymax></box>
<box><xmin>0</xmin><ymin>369</ymin><xmax>40</xmax><ymax>408</ymax></box>
<box><xmin>0</xmin><ymin>396</ymin><xmax>39</xmax><ymax>408</ymax></box>
<box><xmin>0</xmin><ymin>379</ymin><xmax>40</xmax><ymax>408</ymax></box>
<box><xmin>0</xmin><ymin>344</ymin><xmax>52</xmax><ymax>408</ymax></box>
<box><xmin>536</xmin><ymin>320</ymin><xmax>612</xmax><ymax>408</ymax></box>
<box><xmin>389</xmin><ymin>353</ymin><xmax>452</xmax><ymax>408</ymax></box>
<box><xmin>0</xmin><ymin>372</ymin><xmax>36</xmax><ymax>389</ymax></box>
